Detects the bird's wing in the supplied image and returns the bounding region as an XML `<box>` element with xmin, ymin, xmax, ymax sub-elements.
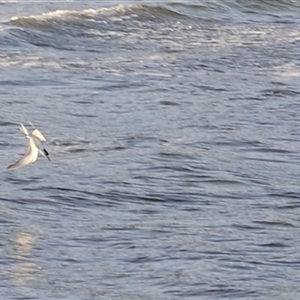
<box><xmin>19</xmin><ymin>123</ymin><xmax>29</xmax><ymax>136</ymax></box>
<box><xmin>31</xmin><ymin>134</ymin><xmax>51</xmax><ymax>162</ymax></box>
<box><xmin>32</xmin><ymin>129</ymin><xmax>46</xmax><ymax>142</ymax></box>
<box><xmin>7</xmin><ymin>138</ymin><xmax>39</xmax><ymax>171</ymax></box>
<box><xmin>38</xmin><ymin>148</ymin><xmax>51</xmax><ymax>162</ymax></box>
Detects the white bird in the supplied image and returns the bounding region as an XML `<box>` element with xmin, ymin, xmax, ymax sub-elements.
<box><xmin>7</xmin><ymin>123</ymin><xmax>50</xmax><ymax>171</ymax></box>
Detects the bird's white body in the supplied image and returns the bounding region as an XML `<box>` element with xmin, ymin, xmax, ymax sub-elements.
<box><xmin>7</xmin><ymin>123</ymin><xmax>50</xmax><ymax>171</ymax></box>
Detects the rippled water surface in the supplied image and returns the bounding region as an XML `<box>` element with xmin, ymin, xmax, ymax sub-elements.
<box><xmin>1</xmin><ymin>0</ymin><xmax>300</xmax><ymax>299</ymax></box>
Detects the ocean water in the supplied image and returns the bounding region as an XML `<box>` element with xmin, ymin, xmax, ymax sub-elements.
<box><xmin>1</xmin><ymin>0</ymin><xmax>300</xmax><ymax>299</ymax></box>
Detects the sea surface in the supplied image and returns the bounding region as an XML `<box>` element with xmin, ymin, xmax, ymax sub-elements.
<box><xmin>1</xmin><ymin>0</ymin><xmax>300</xmax><ymax>299</ymax></box>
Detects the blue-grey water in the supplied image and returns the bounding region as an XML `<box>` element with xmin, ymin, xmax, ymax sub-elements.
<box><xmin>1</xmin><ymin>0</ymin><xmax>300</xmax><ymax>299</ymax></box>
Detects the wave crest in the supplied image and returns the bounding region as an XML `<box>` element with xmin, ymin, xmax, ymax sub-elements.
<box><xmin>10</xmin><ymin>4</ymin><xmax>184</xmax><ymax>29</ymax></box>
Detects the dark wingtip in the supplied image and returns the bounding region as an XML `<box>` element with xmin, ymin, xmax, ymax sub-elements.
<box><xmin>44</xmin><ymin>148</ymin><xmax>51</xmax><ymax>162</ymax></box>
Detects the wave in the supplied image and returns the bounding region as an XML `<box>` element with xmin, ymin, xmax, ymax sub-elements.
<box><xmin>8</xmin><ymin>0</ymin><xmax>300</xmax><ymax>30</ymax></box>
<box><xmin>6</xmin><ymin>4</ymin><xmax>186</xmax><ymax>50</ymax></box>
<box><xmin>4</xmin><ymin>1</ymin><xmax>300</xmax><ymax>52</ymax></box>
<box><xmin>9</xmin><ymin>4</ymin><xmax>185</xmax><ymax>30</ymax></box>
<box><xmin>7</xmin><ymin>1</ymin><xmax>300</xmax><ymax>36</ymax></box>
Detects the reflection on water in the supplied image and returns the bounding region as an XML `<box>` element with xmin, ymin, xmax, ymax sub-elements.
<box><xmin>9</xmin><ymin>232</ymin><xmax>37</xmax><ymax>287</ymax></box>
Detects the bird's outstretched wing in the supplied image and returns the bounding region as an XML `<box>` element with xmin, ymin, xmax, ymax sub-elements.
<box><xmin>19</xmin><ymin>123</ymin><xmax>29</xmax><ymax>136</ymax></box>
<box><xmin>7</xmin><ymin>139</ymin><xmax>39</xmax><ymax>170</ymax></box>
<box><xmin>32</xmin><ymin>129</ymin><xmax>46</xmax><ymax>142</ymax></box>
